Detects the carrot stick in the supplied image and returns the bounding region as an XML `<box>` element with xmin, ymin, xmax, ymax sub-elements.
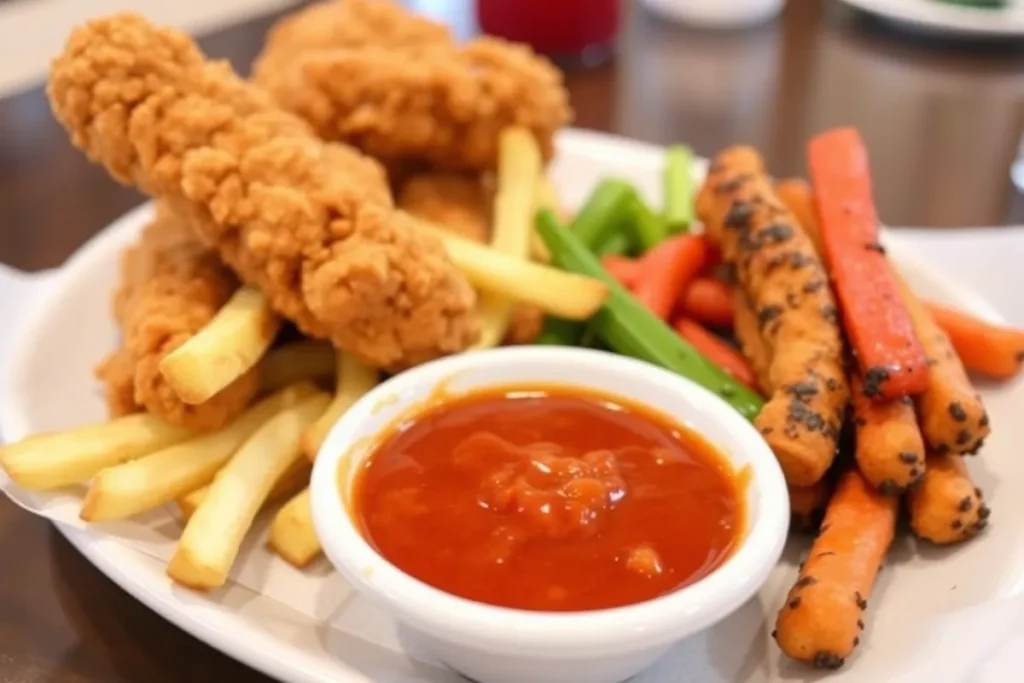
<box><xmin>895</xmin><ymin>274</ymin><xmax>990</xmax><ymax>456</ymax></box>
<box><xmin>601</xmin><ymin>255</ymin><xmax>642</xmax><ymax>290</ymax></box>
<box><xmin>789</xmin><ymin>480</ymin><xmax>831</xmax><ymax>531</ymax></box>
<box><xmin>850</xmin><ymin>373</ymin><xmax>926</xmax><ymax>494</ymax></box>
<box><xmin>808</xmin><ymin>127</ymin><xmax>929</xmax><ymax>400</ymax></box>
<box><xmin>699</xmin><ymin>236</ymin><xmax>723</xmax><ymax>275</ymax></box>
<box><xmin>907</xmin><ymin>452</ymin><xmax>989</xmax><ymax>545</ymax></box>
<box><xmin>926</xmin><ymin>302</ymin><xmax>1024</xmax><ymax>380</ymax></box>
<box><xmin>677</xmin><ymin>277</ymin><xmax>734</xmax><ymax>328</ymax></box>
<box><xmin>732</xmin><ymin>291</ymin><xmax>773</xmax><ymax>394</ymax></box>
<box><xmin>775</xmin><ymin>178</ymin><xmax>823</xmax><ymax>257</ymax></box>
<box><xmin>674</xmin><ymin>318</ymin><xmax>759</xmax><ymax>391</ymax></box>
<box><xmin>774</xmin><ymin>468</ymin><xmax>898</xmax><ymax>669</ymax></box>
<box><xmin>632</xmin><ymin>235</ymin><xmax>707</xmax><ymax>320</ymax></box>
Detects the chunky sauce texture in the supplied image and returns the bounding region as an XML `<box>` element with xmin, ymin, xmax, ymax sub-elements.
<box><xmin>352</xmin><ymin>385</ymin><xmax>743</xmax><ymax>612</ymax></box>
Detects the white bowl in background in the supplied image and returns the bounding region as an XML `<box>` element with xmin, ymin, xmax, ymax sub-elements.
<box><xmin>310</xmin><ymin>346</ymin><xmax>789</xmax><ymax>683</ymax></box>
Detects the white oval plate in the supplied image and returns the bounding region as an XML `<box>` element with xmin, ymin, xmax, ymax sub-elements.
<box><xmin>838</xmin><ymin>0</ymin><xmax>1024</xmax><ymax>38</ymax></box>
<box><xmin>2</xmin><ymin>129</ymin><xmax>1024</xmax><ymax>683</ymax></box>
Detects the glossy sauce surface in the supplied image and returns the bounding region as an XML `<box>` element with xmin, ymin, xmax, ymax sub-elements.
<box><xmin>352</xmin><ymin>385</ymin><xmax>743</xmax><ymax>612</ymax></box>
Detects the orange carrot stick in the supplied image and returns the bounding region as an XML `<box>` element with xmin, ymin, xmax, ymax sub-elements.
<box><xmin>907</xmin><ymin>452</ymin><xmax>989</xmax><ymax>545</ymax></box>
<box><xmin>850</xmin><ymin>373</ymin><xmax>926</xmax><ymax>494</ymax></box>
<box><xmin>699</xmin><ymin>236</ymin><xmax>723</xmax><ymax>275</ymax></box>
<box><xmin>775</xmin><ymin>178</ymin><xmax>824</xmax><ymax>257</ymax></box>
<box><xmin>677</xmin><ymin>277</ymin><xmax>734</xmax><ymax>328</ymax></box>
<box><xmin>774</xmin><ymin>468</ymin><xmax>898</xmax><ymax>669</ymax></box>
<box><xmin>633</xmin><ymin>235</ymin><xmax>707</xmax><ymax>320</ymax></box>
<box><xmin>808</xmin><ymin>127</ymin><xmax>929</xmax><ymax>400</ymax></box>
<box><xmin>926</xmin><ymin>302</ymin><xmax>1024</xmax><ymax>380</ymax></box>
<box><xmin>601</xmin><ymin>255</ymin><xmax>642</xmax><ymax>290</ymax></box>
<box><xmin>789</xmin><ymin>480</ymin><xmax>831</xmax><ymax>531</ymax></box>
<box><xmin>674</xmin><ymin>318</ymin><xmax>759</xmax><ymax>391</ymax></box>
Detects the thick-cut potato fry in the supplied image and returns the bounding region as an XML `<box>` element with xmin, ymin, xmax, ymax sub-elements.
<box><xmin>474</xmin><ymin>128</ymin><xmax>542</xmax><ymax>349</ymax></box>
<box><xmin>168</xmin><ymin>392</ymin><xmax>331</xmax><ymax>590</ymax></box>
<box><xmin>732</xmin><ymin>291</ymin><xmax>773</xmax><ymax>394</ymax></box>
<box><xmin>302</xmin><ymin>355</ymin><xmax>379</xmax><ymax>460</ymax></box>
<box><xmin>177</xmin><ymin>456</ymin><xmax>311</xmax><ymax>521</ymax></box>
<box><xmin>789</xmin><ymin>480</ymin><xmax>830</xmax><ymax>530</ymax></box>
<box><xmin>159</xmin><ymin>286</ymin><xmax>281</xmax><ymax>405</ymax></box>
<box><xmin>414</xmin><ymin>218</ymin><xmax>609</xmax><ymax>320</ymax></box>
<box><xmin>0</xmin><ymin>414</ymin><xmax>194</xmax><ymax>490</ymax></box>
<box><xmin>895</xmin><ymin>274</ymin><xmax>990</xmax><ymax>455</ymax></box>
<box><xmin>908</xmin><ymin>452</ymin><xmax>989</xmax><ymax>545</ymax></box>
<box><xmin>775</xmin><ymin>178</ymin><xmax>823</xmax><ymax>256</ymax></box>
<box><xmin>81</xmin><ymin>383</ymin><xmax>317</xmax><ymax>522</ymax></box>
<box><xmin>259</xmin><ymin>342</ymin><xmax>336</xmax><ymax>393</ymax></box>
<box><xmin>851</xmin><ymin>374</ymin><xmax>926</xmax><ymax>494</ymax></box>
<box><xmin>268</xmin><ymin>488</ymin><xmax>322</xmax><ymax>567</ymax></box>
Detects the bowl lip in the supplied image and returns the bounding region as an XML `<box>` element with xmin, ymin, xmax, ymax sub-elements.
<box><xmin>310</xmin><ymin>346</ymin><xmax>789</xmax><ymax>656</ymax></box>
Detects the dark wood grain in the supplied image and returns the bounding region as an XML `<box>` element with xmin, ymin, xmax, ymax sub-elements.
<box><xmin>1</xmin><ymin>1</ymin><xmax>1023</xmax><ymax>681</ymax></box>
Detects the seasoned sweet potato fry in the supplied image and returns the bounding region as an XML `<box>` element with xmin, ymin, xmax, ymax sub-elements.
<box><xmin>698</xmin><ymin>146</ymin><xmax>848</xmax><ymax>486</ymax></box>
<box><xmin>895</xmin><ymin>275</ymin><xmax>990</xmax><ymax>455</ymax></box>
<box><xmin>732</xmin><ymin>291</ymin><xmax>772</xmax><ymax>394</ymax></box>
<box><xmin>775</xmin><ymin>178</ymin><xmax>823</xmax><ymax>256</ymax></box>
<box><xmin>789</xmin><ymin>480</ymin><xmax>830</xmax><ymax>530</ymax></box>
<box><xmin>851</xmin><ymin>374</ymin><xmax>926</xmax><ymax>494</ymax></box>
<box><xmin>908</xmin><ymin>452</ymin><xmax>989</xmax><ymax>545</ymax></box>
<box><xmin>927</xmin><ymin>303</ymin><xmax>1024</xmax><ymax>380</ymax></box>
<box><xmin>809</xmin><ymin>128</ymin><xmax>930</xmax><ymax>401</ymax></box>
<box><xmin>774</xmin><ymin>469</ymin><xmax>898</xmax><ymax>669</ymax></box>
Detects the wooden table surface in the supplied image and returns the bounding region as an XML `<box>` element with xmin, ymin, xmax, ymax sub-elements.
<box><xmin>1</xmin><ymin>0</ymin><xmax>1023</xmax><ymax>680</ymax></box>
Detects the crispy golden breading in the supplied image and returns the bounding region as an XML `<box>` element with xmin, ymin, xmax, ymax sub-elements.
<box><xmin>48</xmin><ymin>14</ymin><xmax>479</xmax><ymax>370</ymax></box>
<box><xmin>908</xmin><ymin>452</ymin><xmax>989</xmax><ymax>545</ymax></box>
<box><xmin>252</xmin><ymin>1</ymin><xmax>570</xmax><ymax>171</ymax></box>
<box><xmin>698</xmin><ymin>147</ymin><xmax>849</xmax><ymax>487</ymax></box>
<box><xmin>95</xmin><ymin>205</ymin><xmax>260</xmax><ymax>430</ymax></box>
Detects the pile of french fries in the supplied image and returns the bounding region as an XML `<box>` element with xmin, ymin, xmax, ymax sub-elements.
<box><xmin>0</xmin><ymin>128</ymin><xmax>585</xmax><ymax>591</ymax></box>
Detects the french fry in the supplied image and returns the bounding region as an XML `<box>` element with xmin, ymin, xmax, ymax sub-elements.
<box><xmin>80</xmin><ymin>383</ymin><xmax>318</xmax><ymax>522</ymax></box>
<box><xmin>302</xmin><ymin>354</ymin><xmax>379</xmax><ymax>460</ymax></box>
<box><xmin>414</xmin><ymin>218</ymin><xmax>609</xmax><ymax>320</ymax></box>
<box><xmin>259</xmin><ymin>341</ymin><xmax>336</xmax><ymax>393</ymax></box>
<box><xmin>0</xmin><ymin>414</ymin><xmax>194</xmax><ymax>490</ymax></box>
<box><xmin>474</xmin><ymin>128</ymin><xmax>542</xmax><ymax>349</ymax></box>
<box><xmin>159</xmin><ymin>286</ymin><xmax>281</xmax><ymax>405</ymax></box>
<box><xmin>177</xmin><ymin>456</ymin><xmax>311</xmax><ymax>521</ymax></box>
<box><xmin>908</xmin><ymin>452</ymin><xmax>989</xmax><ymax>545</ymax></box>
<box><xmin>167</xmin><ymin>391</ymin><xmax>331</xmax><ymax>590</ymax></box>
<box><xmin>268</xmin><ymin>488</ymin><xmax>322</xmax><ymax>567</ymax></box>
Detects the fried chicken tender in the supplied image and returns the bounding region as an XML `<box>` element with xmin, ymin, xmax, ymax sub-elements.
<box><xmin>253</xmin><ymin>2</ymin><xmax>571</xmax><ymax>171</ymax></box>
<box><xmin>49</xmin><ymin>14</ymin><xmax>478</xmax><ymax>370</ymax></box>
<box><xmin>94</xmin><ymin>204</ymin><xmax>260</xmax><ymax>430</ymax></box>
<box><xmin>397</xmin><ymin>171</ymin><xmax>543</xmax><ymax>344</ymax></box>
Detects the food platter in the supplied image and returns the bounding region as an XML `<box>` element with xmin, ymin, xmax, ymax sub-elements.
<box><xmin>2</xmin><ymin>128</ymin><xmax>1024</xmax><ymax>683</ymax></box>
<box><xmin>838</xmin><ymin>0</ymin><xmax>1024</xmax><ymax>38</ymax></box>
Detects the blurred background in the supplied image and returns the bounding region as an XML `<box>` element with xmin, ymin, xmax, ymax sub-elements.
<box><xmin>2</xmin><ymin>0</ymin><xmax>1024</xmax><ymax>271</ymax></box>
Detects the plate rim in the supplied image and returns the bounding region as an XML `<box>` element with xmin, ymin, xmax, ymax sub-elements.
<box><xmin>837</xmin><ymin>0</ymin><xmax>1024</xmax><ymax>37</ymax></box>
<box><xmin>0</xmin><ymin>126</ymin><xmax>1011</xmax><ymax>683</ymax></box>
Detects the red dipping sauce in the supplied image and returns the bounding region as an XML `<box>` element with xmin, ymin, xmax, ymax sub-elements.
<box><xmin>352</xmin><ymin>385</ymin><xmax>744</xmax><ymax>612</ymax></box>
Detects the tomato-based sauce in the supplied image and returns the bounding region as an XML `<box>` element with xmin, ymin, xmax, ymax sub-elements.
<box><xmin>351</xmin><ymin>385</ymin><xmax>744</xmax><ymax>612</ymax></box>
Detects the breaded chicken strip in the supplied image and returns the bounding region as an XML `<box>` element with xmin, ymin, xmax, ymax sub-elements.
<box><xmin>397</xmin><ymin>171</ymin><xmax>543</xmax><ymax>345</ymax></box>
<box><xmin>253</xmin><ymin>0</ymin><xmax>451</xmax><ymax>85</ymax></box>
<box><xmin>49</xmin><ymin>14</ymin><xmax>478</xmax><ymax>370</ymax></box>
<box><xmin>94</xmin><ymin>204</ymin><xmax>260</xmax><ymax>430</ymax></box>
<box><xmin>253</xmin><ymin>2</ymin><xmax>570</xmax><ymax>171</ymax></box>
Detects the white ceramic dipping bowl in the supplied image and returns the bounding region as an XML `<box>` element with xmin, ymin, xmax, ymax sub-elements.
<box><xmin>310</xmin><ymin>347</ymin><xmax>789</xmax><ymax>683</ymax></box>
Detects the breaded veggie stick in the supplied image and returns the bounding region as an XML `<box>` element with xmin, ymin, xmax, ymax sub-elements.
<box><xmin>789</xmin><ymin>480</ymin><xmax>830</xmax><ymax>530</ymax></box>
<box><xmin>775</xmin><ymin>178</ymin><xmax>823</xmax><ymax>257</ymax></box>
<box><xmin>908</xmin><ymin>452</ymin><xmax>989</xmax><ymax>545</ymax></box>
<box><xmin>732</xmin><ymin>291</ymin><xmax>772</xmax><ymax>394</ymax></box>
<box><xmin>698</xmin><ymin>147</ymin><xmax>848</xmax><ymax>486</ymax></box>
<box><xmin>774</xmin><ymin>468</ymin><xmax>898</xmax><ymax>669</ymax></box>
<box><xmin>851</xmin><ymin>373</ymin><xmax>926</xmax><ymax>494</ymax></box>
<box><xmin>895</xmin><ymin>275</ymin><xmax>990</xmax><ymax>455</ymax></box>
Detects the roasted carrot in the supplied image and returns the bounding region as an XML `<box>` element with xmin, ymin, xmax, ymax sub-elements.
<box><xmin>674</xmin><ymin>318</ymin><xmax>759</xmax><ymax>391</ymax></box>
<box><xmin>808</xmin><ymin>127</ymin><xmax>929</xmax><ymax>400</ymax></box>
<box><xmin>632</xmin><ymin>235</ymin><xmax>707</xmax><ymax>320</ymax></box>
<box><xmin>700</xmin><ymin>236</ymin><xmax>723</xmax><ymax>275</ymax></box>
<box><xmin>895</xmin><ymin>274</ymin><xmax>990</xmax><ymax>456</ymax></box>
<box><xmin>601</xmin><ymin>255</ymin><xmax>642</xmax><ymax>290</ymax></box>
<box><xmin>927</xmin><ymin>302</ymin><xmax>1024</xmax><ymax>380</ymax></box>
<box><xmin>775</xmin><ymin>178</ymin><xmax>823</xmax><ymax>257</ymax></box>
<box><xmin>789</xmin><ymin>480</ymin><xmax>831</xmax><ymax>531</ymax></box>
<box><xmin>774</xmin><ymin>468</ymin><xmax>897</xmax><ymax>670</ymax></box>
<box><xmin>851</xmin><ymin>373</ymin><xmax>926</xmax><ymax>494</ymax></box>
<box><xmin>908</xmin><ymin>452</ymin><xmax>989</xmax><ymax>545</ymax></box>
<box><xmin>698</xmin><ymin>146</ymin><xmax>848</xmax><ymax>487</ymax></box>
<box><xmin>677</xmin><ymin>277</ymin><xmax>734</xmax><ymax>328</ymax></box>
<box><xmin>732</xmin><ymin>291</ymin><xmax>773</xmax><ymax>394</ymax></box>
